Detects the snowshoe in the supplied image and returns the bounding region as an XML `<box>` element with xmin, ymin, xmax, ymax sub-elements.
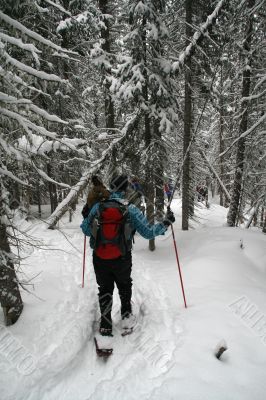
<box><xmin>121</xmin><ymin>314</ymin><xmax>137</xmax><ymax>337</ymax></box>
<box><xmin>94</xmin><ymin>328</ymin><xmax>113</xmax><ymax>357</ymax></box>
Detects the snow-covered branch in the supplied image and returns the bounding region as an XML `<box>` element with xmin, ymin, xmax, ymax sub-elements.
<box><xmin>241</xmin><ymin>88</ymin><xmax>266</xmax><ymax>102</ymax></box>
<box><xmin>28</xmin><ymin>104</ymin><xmax>68</xmax><ymax>124</ymax></box>
<box><xmin>3</xmin><ymin>50</ymin><xmax>66</xmax><ymax>82</ymax></box>
<box><xmin>199</xmin><ymin>149</ymin><xmax>231</xmax><ymax>202</ymax></box>
<box><xmin>18</xmin><ymin>134</ymin><xmax>87</xmax><ymax>156</ymax></box>
<box><xmin>0</xmin><ymin>92</ymin><xmax>31</xmax><ymax>105</ymax></box>
<box><xmin>0</xmin><ymin>32</ymin><xmax>41</xmax><ymax>67</ymax></box>
<box><xmin>254</xmin><ymin>76</ymin><xmax>266</xmax><ymax>91</ymax></box>
<box><xmin>0</xmin><ymin>167</ymin><xmax>30</xmax><ymax>186</ymax></box>
<box><xmin>0</xmin><ymin>136</ymin><xmax>22</xmax><ymax>160</ymax></box>
<box><xmin>46</xmin><ymin>114</ymin><xmax>141</xmax><ymax>229</ymax></box>
<box><xmin>171</xmin><ymin>0</ymin><xmax>226</xmax><ymax>74</ymax></box>
<box><xmin>43</xmin><ymin>0</ymin><xmax>72</xmax><ymax>16</ymax></box>
<box><xmin>0</xmin><ymin>107</ymin><xmax>57</xmax><ymax>140</ymax></box>
<box><xmin>219</xmin><ymin>113</ymin><xmax>266</xmax><ymax>158</ymax></box>
<box><xmin>0</xmin><ymin>11</ymin><xmax>76</xmax><ymax>55</ymax></box>
<box><xmin>34</xmin><ymin>167</ymin><xmax>70</xmax><ymax>188</ymax></box>
<box><xmin>0</xmin><ymin>67</ymin><xmax>51</xmax><ymax>97</ymax></box>
<box><xmin>0</xmin><ymin>93</ymin><xmax>66</xmax><ymax>127</ymax></box>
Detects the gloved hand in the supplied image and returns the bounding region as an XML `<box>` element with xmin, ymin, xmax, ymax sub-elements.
<box><xmin>82</xmin><ymin>204</ymin><xmax>90</xmax><ymax>219</ymax></box>
<box><xmin>163</xmin><ymin>208</ymin><xmax>175</xmax><ymax>227</ymax></box>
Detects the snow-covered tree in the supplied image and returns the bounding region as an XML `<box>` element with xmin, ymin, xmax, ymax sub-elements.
<box><xmin>111</xmin><ymin>0</ymin><xmax>178</xmax><ymax>248</ymax></box>
<box><xmin>0</xmin><ymin>1</ymin><xmax>87</xmax><ymax>324</ymax></box>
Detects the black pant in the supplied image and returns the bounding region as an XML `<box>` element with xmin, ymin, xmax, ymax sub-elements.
<box><xmin>93</xmin><ymin>251</ymin><xmax>132</xmax><ymax>330</ymax></box>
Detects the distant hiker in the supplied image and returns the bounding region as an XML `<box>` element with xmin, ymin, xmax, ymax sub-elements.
<box><xmin>128</xmin><ymin>176</ymin><xmax>144</xmax><ymax>212</ymax></box>
<box><xmin>164</xmin><ymin>181</ymin><xmax>173</xmax><ymax>202</ymax></box>
<box><xmin>196</xmin><ymin>183</ymin><xmax>208</xmax><ymax>204</ymax></box>
<box><xmin>81</xmin><ymin>175</ymin><xmax>110</xmax><ymax>219</ymax></box>
<box><xmin>81</xmin><ymin>174</ymin><xmax>175</xmax><ymax>340</ymax></box>
<box><xmin>130</xmin><ymin>177</ymin><xmax>143</xmax><ymax>194</ymax></box>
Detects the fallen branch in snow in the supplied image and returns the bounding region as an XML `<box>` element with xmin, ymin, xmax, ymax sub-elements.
<box><xmin>215</xmin><ymin>339</ymin><xmax>228</xmax><ymax>360</ymax></box>
<box><xmin>171</xmin><ymin>0</ymin><xmax>226</xmax><ymax>74</ymax></box>
<box><xmin>46</xmin><ymin>114</ymin><xmax>141</xmax><ymax>229</ymax></box>
<box><xmin>199</xmin><ymin>149</ymin><xmax>231</xmax><ymax>203</ymax></box>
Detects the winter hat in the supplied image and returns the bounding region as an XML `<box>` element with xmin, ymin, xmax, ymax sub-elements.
<box><xmin>91</xmin><ymin>175</ymin><xmax>103</xmax><ymax>186</ymax></box>
<box><xmin>110</xmin><ymin>174</ymin><xmax>128</xmax><ymax>192</ymax></box>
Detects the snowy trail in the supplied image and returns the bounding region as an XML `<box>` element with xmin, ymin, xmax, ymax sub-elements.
<box><xmin>1</xmin><ymin>200</ymin><xmax>266</xmax><ymax>400</ymax></box>
<box><xmin>36</xmin><ymin>235</ymin><xmax>185</xmax><ymax>400</ymax></box>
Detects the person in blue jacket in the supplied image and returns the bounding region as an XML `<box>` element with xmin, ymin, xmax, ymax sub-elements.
<box><xmin>81</xmin><ymin>174</ymin><xmax>175</xmax><ymax>337</ymax></box>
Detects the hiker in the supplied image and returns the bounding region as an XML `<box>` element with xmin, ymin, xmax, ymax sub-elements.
<box><xmin>81</xmin><ymin>174</ymin><xmax>175</xmax><ymax>338</ymax></box>
<box><xmin>127</xmin><ymin>176</ymin><xmax>145</xmax><ymax>212</ymax></box>
<box><xmin>81</xmin><ymin>175</ymin><xmax>110</xmax><ymax>219</ymax></box>
<box><xmin>164</xmin><ymin>181</ymin><xmax>173</xmax><ymax>202</ymax></box>
<box><xmin>130</xmin><ymin>177</ymin><xmax>143</xmax><ymax>194</ymax></box>
<box><xmin>196</xmin><ymin>183</ymin><xmax>208</xmax><ymax>203</ymax></box>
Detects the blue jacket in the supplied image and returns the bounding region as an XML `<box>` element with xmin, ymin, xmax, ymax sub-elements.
<box><xmin>80</xmin><ymin>192</ymin><xmax>167</xmax><ymax>247</ymax></box>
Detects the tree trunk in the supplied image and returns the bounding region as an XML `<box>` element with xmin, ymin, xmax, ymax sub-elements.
<box><xmin>182</xmin><ymin>0</ymin><xmax>193</xmax><ymax>231</ymax></box>
<box><xmin>10</xmin><ymin>181</ymin><xmax>20</xmax><ymax>209</ymax></box>
<box><xmin>227</xmin><ymin>0</ymin><xmax>255</xmax><ymax>227</ymax></box>
<box><xmin>260</xmin><ymin>207</ymin><xmax>265</xmax><ymax>228</ymax></box>
<box><xmin>47</xmin><ymin>163</ymin><xmax>58</xmax><ymax>214</ymax></box>
<box><xmin>154</xmin><ymin>121</ymin><xmax>165</xmax><ymax>219</ymax></box>
<box><xmin>219</xmin><ymin>62</ymin><xmax>226</xmax><ymax>206</ymax></box>
<box><xmin>0</xmin><ymin>184</ymin><xmax>23</xmax><ymax>325</ymax></box>
<box><xmin>263</xmin><ymin>212</ymin><xmax>266</xmax><ymax>234</ymax></box>
<box><xmin>99</xmin><ymin>0</ymin><xmax>115</xmax><ymax>131</ymax></box>
<box><xmin>37</xmin><ymin>180</ymin><xmax>42</xmax><ymax>218</ymax></box>
<box><xmin>99</xmin><ymin>0</ymin><xmax>116</xmax><ymax>170</ymax></box>
<box><xmin>141</xmin><ymin>15</ymin><xmax>155</xmax><ymax>251</ymax></box>
<box><xmin>144</xmin><ymin>114</ymin><xmax>155</xmax><ymax>252</ymax></box>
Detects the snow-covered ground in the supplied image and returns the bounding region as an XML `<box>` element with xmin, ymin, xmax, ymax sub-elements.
<box><xmin>1</xmin><ymin>199</ymin><xmax>266</xmax><ymax>400</ymax></box>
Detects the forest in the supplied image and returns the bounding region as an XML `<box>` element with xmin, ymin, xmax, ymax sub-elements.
<box><xmin>0</xmin><ymin>0</ymin><xmax>265</xmax><ymax>333</ymax></box>
<box><xmin>1</xmin><ymin>1</ymin><xmax>266</xmax><ymax>399</ymax></box>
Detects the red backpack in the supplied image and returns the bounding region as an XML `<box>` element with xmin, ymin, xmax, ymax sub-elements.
<box><xmin>91</xmin><ymin>200</ymin><xmax>133</xmax><ymax>259</ymax></box>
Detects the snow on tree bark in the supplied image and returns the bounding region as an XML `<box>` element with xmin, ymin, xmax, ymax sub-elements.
<box><xmin>227</xmin><ymin>0</ymin><xmax>255</xmax><ymax>227</ymax></box>
<box><xmin>0</xmin><ymin>185</ymin><xmax>23</xmax><ymax>326</ymax></box>
<box><xmin>182</xmin><ymin>0</ymin><xmax>193</xmax><ymax>231</ymax></box>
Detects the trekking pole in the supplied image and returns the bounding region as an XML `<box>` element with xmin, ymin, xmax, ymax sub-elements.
<box><xmin>170</xmin><ymin>223</ymin><xmax>187</xmax><ymax>308</ymax></box>
<box><xmin>82</xmin><ymin>235</ymin><xmax>87</xmax><ymax>288</ymax></box>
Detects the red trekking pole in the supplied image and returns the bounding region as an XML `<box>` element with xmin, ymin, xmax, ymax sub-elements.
<box><xmin>170</xmin><ymin>224</ymin><xmax>187</xmax><ymax>308</ymax></box>
<box><xmin>82</xmin><ymin>236</ymin><xmax>87</xmax><ymax>288</ymax></box>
